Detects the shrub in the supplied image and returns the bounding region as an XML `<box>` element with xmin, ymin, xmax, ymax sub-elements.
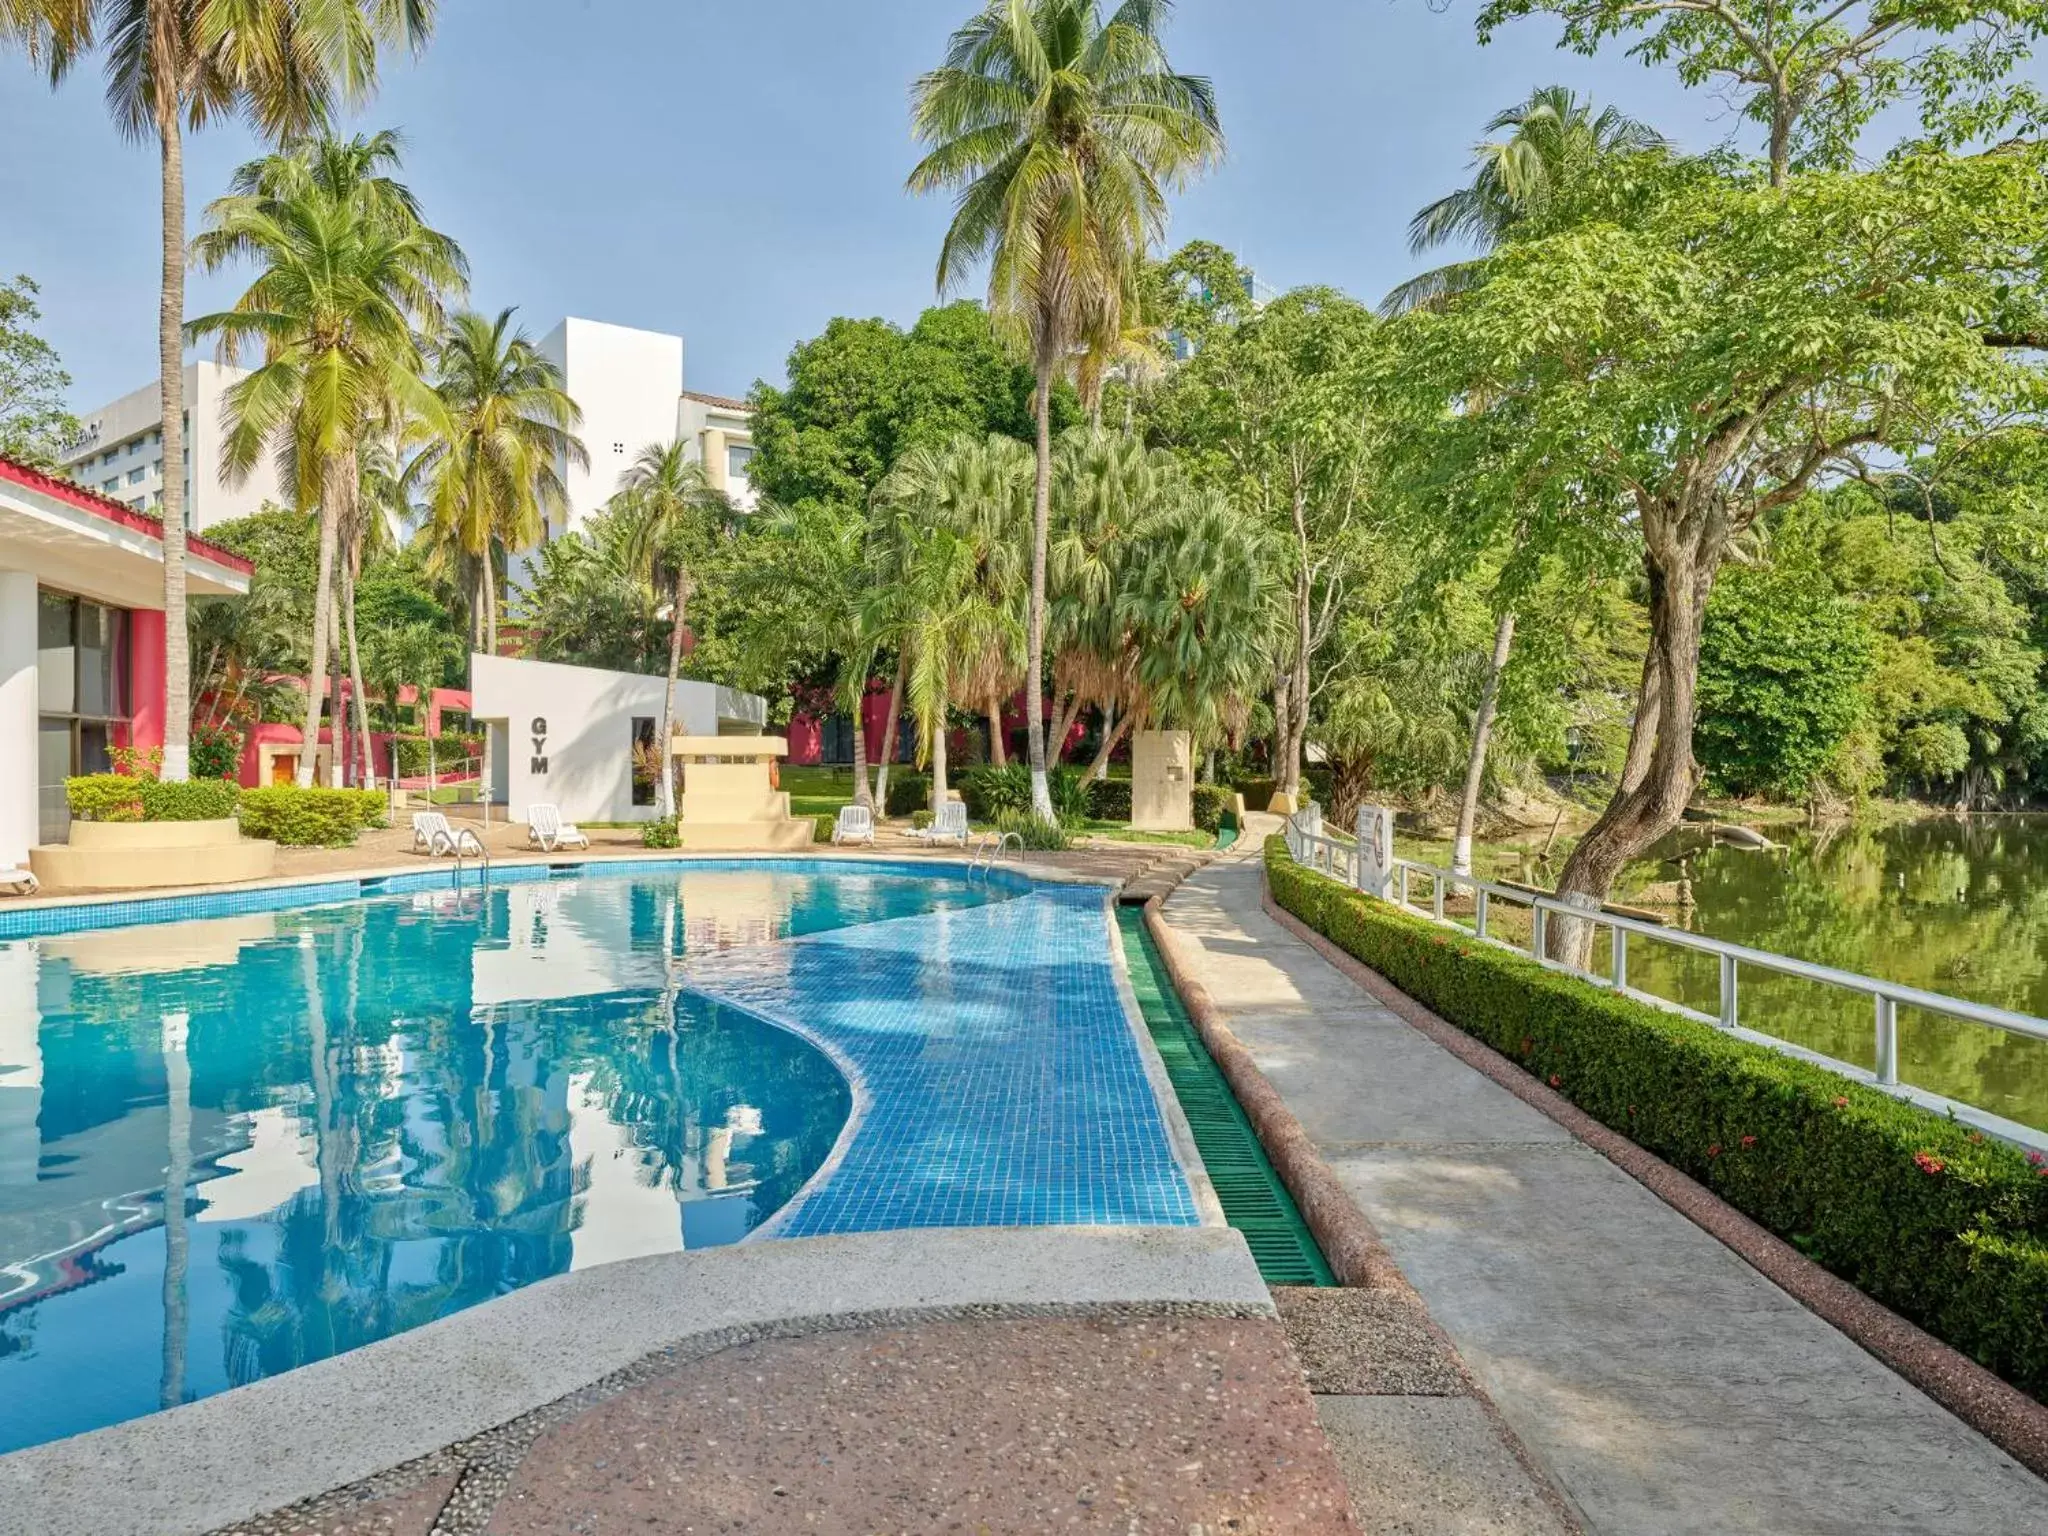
<box><xmin>237</xmin><ymin>786</ymin><xmax>368</xmax><ymax>847</ymax></box>
<box><xmin>1085</xmin><ymin>776</ymin><xmax>1132</xmax><ymax>820</ymax></box>
<box><xmin>994</xmin><ymin>810</ymin><xmax>1071</xmax><ymax>851</ymax></box>
<box><xmin>959</xmin><ymin>764</ymin><xmax>1031</xmax><ymax>821</ymax></box>
<box><xmin>1234</xmin><ymin>777</ymin><xmax>1277</xmax><ymax>812</ymax></box>
<box><xmin>1263</xmin><ymin>836</ymin><xmax>2048</xmax><ymax>1400</ymax></box>
<box><xmin>885</xmin><ymin>774</ymin><xmax>929</xmax><ymax>817</ymax></box>
<box><xmin>344</xmin><ymin>788</ymin><xmax>389</xmax><ymax>830</ymax></box>
<box><xmin>1191</xmin><ymin>783</ymin><xmax>1233</xmax><ymax>834</ymax></box>
<box><xmin>1049</xmin><ymin>764</ymin><xmax>1089</xmax><ymax>823</ymax></box>
<box><xmin>392</xmin><ymin>734</ymin><xmax>482</xmax><ymax>778</ymax></box>
<box><xmin>812</xmin><ymin>813</ymin><xmax>837</xmax><ymax>843</ymax></box>
<box><xmin>66</xmin><ymin>775</ymin><xmax>145</xmax><ymax>823</ymax></box>
<box><xmin>140</xmin><ymin>779</ymin><xmax>240</xmax><ymax>822</ymax></box>
<box><xmin>910</xmin><ymin>808</ymin><xmax>936</xmax><ymax>830</ymax></box>
<box><xmin>189</xmin><ymin>726</ymin><xmax>243</xmax><ymax>781</ymax></box>
<box><xmin>641</xmin><ymin>818</ymin><xmax>679</xmax><ymax>849</ymax></box>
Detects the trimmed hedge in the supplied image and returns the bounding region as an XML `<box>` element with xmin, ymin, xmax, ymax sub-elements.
<box><xmin>642</xmin><ymin>818</ymin><xmax>680</xmax><ymax>849</ymax></box>
<box><xmin>238</xmin><ymin>786</ymin><xmax>381</xmax><ymax>847</ymax></box>
<box><xmin>1233</xmin><ymin>776</ymin><xmax>1277</xmax><ymax>813</ymax></box>
<box><xmin>884</xmin><ymin>774</ymin><xmax>929</xmax><ymax>817</ymax></box>
<box><xmin>1264</xmin><ymin>835</ymin><xmax>2048</xmax><ymax>1401</ymax></box>
<box><xmin>66</xmin><ymin>775</ymin><xmax>240</xmax><ymax>823</ymax></box>
<box><xmin>1084</xmin><ymin>776</ymin><xmax>1132</xmax><ymax>820</ymax></box>
<box><xmin>1191</xmin><ymin>783</ymin><xmax>1233</xmax><ymax>834</ymax></box>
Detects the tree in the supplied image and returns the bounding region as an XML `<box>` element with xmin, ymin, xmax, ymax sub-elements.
<box><xmin>1694</xmin><ymin>561</ymin><xmax>1875</xmax><ymax>798</ymax></box>
<box><xmin>910</xmin><ymin>0</ymin><xmax>1223</xmax><ymax>821</ymax></box>
<box><xmin>22</xmin><ymin>0</ymin><xmax>436</xmax><ymax>781</ymax></box>
<box><xmin>0</xmin><ymin>274</ymin><xmax>77</xmax><ymax>466</ymax></box>
<box><xmin>1149</xmin><ymin>286</ymin><xmax>1380</xmax><ymax>805</ymax></box>
<box><xmin>415</xmin><ymin>307</ymin><xmax>586</xmax><ymax>652</ymax></box>
<box><xmin>1380</xmin><ymin>86</ymin><xmax>1668</xmax><ymax>316</ymax></box>
<box><xmin>1388</xmin><ymin>148</ymin><xmax>2048</xmax><ymax>949</ymax></box>
<box><xmin>611</xmin><ymin>443</ymin><xmax>734</xmax><ymax>818</ymax></box>
<box><xmin>1477</xmin><ymin>0</ymin><xmax>2048</xmax><ymax>187</ymax></box>
<box><xmin>510</xmin><ymin>514</ymin><xmax>665</xmax><ymax>673</ymax></box>
<box><xmin>188</xmin><ymin>130</ymin><xmax>464</xmax><ymax>787</ymax></box>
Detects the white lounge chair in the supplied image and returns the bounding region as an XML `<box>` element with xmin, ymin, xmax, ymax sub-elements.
<box><xmin>831</xmin><ymin>804</ymin><xmax>876</xmax><ymax>846</ymax></box>
<box><xmin>411</xmin><ymin>810</ymin><xmax>457</xmax><ymax>856</ymax></box>
<box><xmin>911</xmin><ymin>799</ymin><xmax>970</xmax><ymax>847</ymax></box>
<box><xmin>0</xmin><ymin>867</ymin><xmax>37</xmax><ymax>896</ymax></box>
<box><xmin>527</xmin><ymin>803</ymin><xmax>590</xmax><ymax>853</ymax></box>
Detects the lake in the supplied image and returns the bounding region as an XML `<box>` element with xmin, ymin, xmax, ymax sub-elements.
<box><xmin>1397</xmin><ymin>816</ymin><xmax>2048</xmax><ymax>1134</ymax></box>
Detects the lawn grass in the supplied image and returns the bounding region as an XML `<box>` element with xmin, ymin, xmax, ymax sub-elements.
<box><xmin>780</xmin><ymin>765</ymin><xmax>861</xmax><ymax>818</ymax></box>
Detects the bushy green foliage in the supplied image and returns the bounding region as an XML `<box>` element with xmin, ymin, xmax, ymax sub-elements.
<box><xmin>237</xmin><ymin>786</ymin><xmax>369</xmax><ymax>847</ymax></box>
<box><xmin>189</xmin><ymin>726</ymin><xmax>243</xmax><ymax>781</ymax></box>
<box><xmin>885</xmin><ymin>774</ymin><xmax>930</xmax><ymax>817</ymax></box>
<box><xmin>392</xmin><ymin>734</ymin><xmax>483</xmax><ymax>777</ymax></box>
<box><xmin>1696</xmin><ymin>562</ymin><xmax>1874</xmax><ymax>798</ymax></box>
<box><xmin>0</xmin><ymin>274</ymin><xmax>78</xmax><ymax>468</ymax></box>
<box><xmin>66</xmin><ymin>776</ymin><xmax>239</xmax><ymax>823</ymax></box>
<box><xmin>958</xmin><ymin>764</ymin><xmax>1031</xmax><ymax>821</ymax></box>
<box><xmin>345</xmin><ymin>789</ymin><xmax>389</xmax><ymax>830</ymax></box>
<box><xmin>1084</xmin><ymin>777</ymin><xmax>1132</xmax><ymax>820</ymax></box>
<box><xmin>994</xmin><ymin>810</ymin><xmax>1071</xmax><ymax>850</ymax></box>
<box><xmin>1049</xmin><ymin>765</ymin><xmax>1089</xmax><ymax>824</ymax></box>
<box><xmin>641</xmin><ymin>818</ymin><xmax>680</xmax><ymax>849</ymax></box>
<box><xmin>1190</xmin><ymin>783</ymin><xmax>1234</xmax><ymax>834</ymax></box>
<box><xmin>812</xmin><ymin>813</ymin><xmax>838</xmax><ymax>843</ymax></box>
<box><xmin>1265</xmin><ymin>837</ymin><xmax>2048</xmax><ymax>1398</ymax></box>
<box><xmin>910</xmin><ymin>808</ymin><xmax>936</xmax><ymax>830</ymax></box>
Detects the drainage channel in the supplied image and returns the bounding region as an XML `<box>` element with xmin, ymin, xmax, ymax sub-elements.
<box><xmin>1117</xmin><ymin>906</ymin><xmax>1336</xmax><ymax>1287</ymax></box>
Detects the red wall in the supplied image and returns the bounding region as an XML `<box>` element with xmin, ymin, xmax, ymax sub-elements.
<box><xmin>127</xmin><ymin>610</ymin><xmax>167</xmax><ymax>752</ymax></box>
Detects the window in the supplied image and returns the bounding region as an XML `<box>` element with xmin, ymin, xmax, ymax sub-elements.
<box><xmin>101</xmin><ymin>479</ymin><xmax>119</xmax><ymax>493</ymax></box>
<box><xmin>126</xmin><ymin>467</ymin><xmax>145</xmax><ymax>486</ymax></box>
<box><xmin>726</xmin><ymin>443</ymin><xmax>756</xmax><ymax>480</ymax></box>
<box><xmin>36</xmin><ymin>591</ymin><xmax>131</xmax><ymax>842</ymax></box>
<box><xmin>612</xmin><ymin>441</ymin><xmax>626</xmax><ymax>455</ymax></box>
<box><xmin>631</xmin><ymin>717</ymin><xmax>658</xmax><ymax>806</ymax></box>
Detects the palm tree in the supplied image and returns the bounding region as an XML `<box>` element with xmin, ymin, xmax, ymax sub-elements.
<box><xmin>18</xmin><ymin>0</ymin><xmax>435</xmax><ymax>782</ymax></box>
<box><xmin>909</xmin><ymin>0</ymin><xmax>1222</xmax><ymax>822</ymax></box>
<box><xmin>188</xmin><ymin>131</ymin><xmax>464</xmax><ymax>787</ymax></box>
<box><xmin>415</xmin><ymin>308</ymin><xmax>585</xmax><ymax>653</ymax></box>
<box><xmin>363</xmin><ymin>619</ymin><xmax>457</xmax><ymax>795</ymax></box>
<box><xmin>611</xmin><ymin>443</ymin><xmax>733</xmax><ymax>818</ymax></box>
<box><xmin>1379</xmin><ymin>86</ymin><xmax>1668</xmax><ymax>317</ymax></box>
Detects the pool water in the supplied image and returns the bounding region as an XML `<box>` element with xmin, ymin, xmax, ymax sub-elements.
<box><xmin>0</xmin><ymin>865</ymin><xmax>1049</xmax><ymax>1454</ymax></box>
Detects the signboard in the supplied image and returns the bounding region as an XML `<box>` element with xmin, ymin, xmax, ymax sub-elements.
<box><xmin>1355</xmin><ymin>803</ymin><xmax>1394</xmax><ymax>899</ymax></box>
<box><xmin>530</xmin><ymin>716</ymin><xmax>549</xmax><ymax>776</ymax></box>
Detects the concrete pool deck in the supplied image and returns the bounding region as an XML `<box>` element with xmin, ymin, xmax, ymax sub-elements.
<box><xmin>1157</xmin><ymin>833</ymin><xmax>2048</xmax><ymax>1534</ymax></box>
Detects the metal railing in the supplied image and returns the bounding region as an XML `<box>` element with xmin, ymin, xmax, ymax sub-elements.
<box><xmin>449</xmin><ymin>826</ymin><xmax>490</xmax><ymax>897</ymax></box>
<box><xmin>1281</xmin><ymin>808</ymin><xmax>2048</xmax><ymax>1148</ymax></box>
<box><xmin>968</xmin><ymin>830</ymin><xmax>1022</xmax><ymax>879</ymax></box>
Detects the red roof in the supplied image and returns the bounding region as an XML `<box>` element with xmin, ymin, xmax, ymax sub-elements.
<box><xmin>681</xmin><ymin>389</ymin><xmax>753</xmax><ymax>413</ymax></box>
<box><xmin>0</xmin><ymin>455</ymin><xmax>255</xmax><ymax>575</ymax></box>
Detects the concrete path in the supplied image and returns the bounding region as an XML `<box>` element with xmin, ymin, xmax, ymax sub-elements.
<box><xmin>1161</xmin><ymin>848</ymin><xmax>2048</xmax><ymax>1536</ymax></box>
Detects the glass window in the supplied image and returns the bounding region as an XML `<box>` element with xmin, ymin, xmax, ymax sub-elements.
<box><xmin>75</xmin><ymin>603</ymin><xmax>126</xmax><ymax>719</ymax></box>
<box><xmin>726</xmin><ymin>443</ymin><xmax>755</xmax><ymax>479</ymax></box>
<box><xmin>631</xmin><ymin>717</ymin><xmax>657</xmax><ymax>806</ymax></box>
<box><xmin>101</xmin><ymin>479</ymin><xmax>119</xmax><ymax>494</ymax></box>
<box><xmin>126</xmin><ymin>467</ymin><xmax>145</xmax><ymax>486</ymax></box>
<box><xmin>37</xmin><ymin>593</ymin><xmax>75</xmax><ymax>714</ymax></box>
<box><xmin>37</xmin><ymin>722</ymin><xmax>71</xmax><ymax>843</ymax></box>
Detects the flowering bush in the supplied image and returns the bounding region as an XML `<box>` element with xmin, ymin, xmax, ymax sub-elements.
<box><xmin>1266</xmin><ymin>835</ymin><xmax>2048</xmax><ymax>1401</ymax></box>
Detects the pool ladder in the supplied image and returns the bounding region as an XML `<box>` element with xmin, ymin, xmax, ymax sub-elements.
<box><xmin>968</xmin><ymin>830</ymin><xmax>1021</xmax><ymax>880</ymax></box>
<box><xmin>450</xmin><ymin>827</ymin><xmax>491</xmax><ymax>899</ymax></box>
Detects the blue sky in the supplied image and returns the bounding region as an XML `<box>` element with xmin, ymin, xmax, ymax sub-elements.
<box><xmin>0</xmin><ymin>1</ymin><xmax>1880</xmax><ymax>410</ymax></box>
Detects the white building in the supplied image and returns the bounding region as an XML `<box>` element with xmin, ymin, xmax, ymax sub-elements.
<box><xmin>468</xmin><ymin>653</ymin><xmax>766</xmax><ymax>825</ymax></box>
<box><xmin>536</xmin><ymin>317</ymin><xmax>758</xmax><ymax>542</ymax></box>
<box><xmin>58</xmin><ymin>361</ymin><xmax>286</xmax><ymax>532</ymax></box>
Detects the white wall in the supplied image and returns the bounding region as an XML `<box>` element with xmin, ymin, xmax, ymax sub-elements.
<box><xmin>60</xmin><ymin>362</ymin><xmax>285</xmax><ymax>531</ymax></box>
<box><xmin>538</xmin><ymin>318</ymin><xmax>687</xmax><ymax>540</ymax></box>
<box><xmin>467</xmin><ymin>653</ymin><xmax>766</xmax><ymax>823</ymax></box>
<box><xmin>0</xmin><ymin>570</ymin><xmax>36</xmax><ymax>869</ymax></box>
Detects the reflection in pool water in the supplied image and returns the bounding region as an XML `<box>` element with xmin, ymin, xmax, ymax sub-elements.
<box><xmin>0</xmin><ymin>869</ymin><xmax>996</xmax><ymax>1453</ymax></box>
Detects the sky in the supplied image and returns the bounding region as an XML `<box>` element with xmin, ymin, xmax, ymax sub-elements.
<box><xmin>0</xmin><ymin>0</ymin><xmax>1891</xmax><ymax>413</ymax></box>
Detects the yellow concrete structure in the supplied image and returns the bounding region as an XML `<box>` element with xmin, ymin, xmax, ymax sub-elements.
<box><xmin>667</xmin><ymin>735</ymin><xmax>815</xmax><ymax>851</ymax></box>
<box><xmin>1131</xmin><ymin>729</ymin><xmax>1194</xmax><ymax>832</ymax></box>
<box><xmin>29</xmin><ymin>818</ymin><xmax>277</xmax><ymax>891</ymax></box>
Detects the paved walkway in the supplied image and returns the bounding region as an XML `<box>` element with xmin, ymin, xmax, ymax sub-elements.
<box><xmin>1160</xmin><ymin>844</ymin><xmax>2048</xmax><ymax>1536</ymax></box>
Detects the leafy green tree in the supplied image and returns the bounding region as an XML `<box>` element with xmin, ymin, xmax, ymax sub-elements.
<box><xmin>910</xmin><ymin>0</ymin><xmax>1223</xmax><ymax>821</ymax></box>
<box><xmin>414</xmin><ymin>307</ymin><xmax>586</xmax><ymax>652</ymax></box>
<box><xmin>0</xmin><ymin>274</ymin><xmax>77</xmax><ymax>466</ymax></box>
<box><xmin>1477</xmin><ymin>0</ymin><xmax>2048</xmax><ymax>187</ymax></box>
<box><xmin>19</xmin><ymin>0</ymin><xmax>436</xmax><ymax>782</ymax></box>
<box><xmin>611</xmin><ymin>443</ymin><xmax>735</xmax><ymax>816</ymax></box>
<box><xmin>1695</xmin><ymin>561</ymin><xmax>1875</xmax><ymax>798</ymax></box>
<box><xmin>189</xmin><ymin>130</ymin><xmax>464</xmax><ymax>787</ymax></box>
<box><xmin>511</xmin><ymin>514</ymin><xmax>665</xmax><ymax>674</ymax></box>
<box><xmin>1382</xmin><ymin>86</ymin><xmax>1668</xmax><ymax>316</ymax></box>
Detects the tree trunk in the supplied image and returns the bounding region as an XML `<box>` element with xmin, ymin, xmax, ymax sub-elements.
<box><xmin>1088</xmin><ymin>709</ymin><xmax>1134</xmax><ymax>780</ymax></box>
<box><xmin>849</xmin><ymin>675</ymin><xmax>873</xmax><ymax>811</ymax></box>
<box><xmin>329</xmin><ymin>591</ymin><xmax>345</xmax><ymax>788</ymax></box>
<box><xmin>1272</xmin><ymin>670</ymin><xmax>1295</xmax><ymax>800</ymax></box>
<box><xmin>930</xmin><ymin>707</ymin><xmax>949</xmax><ymax>809</ymax></box>
<box><xmin>1452</xmin><ymin>608</ymin><xmax>1516</xmax><ymax>876</ymax></box>
<box><xmin>657</xmin><ymin>569</ymin><xmax>691</xmax><ymax>818</ymax></box>
<box><xmin>482</xmin><ymin>555</ymin><xmax>498</xmax><ymax>657</ymax></box>
<box><xmin>873</xmin><ymin>654</ymin><xmax>906</xmax><ymax>810</ymax></box>
<box><xmin>345</xmin><ymin>563</ymin><xmax>373</xmax><ymax>786</ymax></box>
<box><xmin>1551</xmin><ymin>544</ymin><xmax>1710</xmax><ymax>962</ymax></box>
<box><xmin>156</xmin><ymin>108</ymin><xmax>192</xmax><ymax>782</ymax></box>
<box><xmin>298</xmin><ymin>464</ymin><xmax>341</xmax><ymax>788</ymax></box>
<box><xmin>986</xmin><ymin>694</ymin><xmax>1007</xmax><ymax>768</ymax></box>
<box><xmin>1024</xmin><ymin>369</ymin><xmax>1054</xmax><ymax>821</ymax></box>
<box><xmin>1048</xmin><ymin>689</ymin><xmax>1083</xmax><ymax>768</ymax></box>
<box><xmin>1091</xmin><ymin>701</ymin><xmax>1115</xmax><ymax>779</ymax></box>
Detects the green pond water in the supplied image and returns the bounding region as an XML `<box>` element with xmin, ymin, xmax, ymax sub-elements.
<box><xmin>1397</xmin><ymin>817</ymin><xmax>2048</xmax><ymax>1134</ymax></box>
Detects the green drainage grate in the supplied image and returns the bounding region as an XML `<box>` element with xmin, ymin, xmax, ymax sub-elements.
<box><xmin>1117</xmin><ymin>906</ymin><xmax>1336</xmax><ymax>1287</ymax></box>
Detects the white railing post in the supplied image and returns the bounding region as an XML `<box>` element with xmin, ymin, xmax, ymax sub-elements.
<box><xmin>1475</xmin><ymin>888</ymin><xmax>1489</xmax><ymax>938</ymax></box>
<box><xmin>1531</xmin><ymin>904</ymin><xmax>1547</xmax><ymax>961</ymax></box>
<box><xmin>1719</xmin><ymin>953</ymin><xmax>1739</xmax><ymax>1030</ymax></box>
<box><xmin>1874</xmin><ymin>995</ymin><xmax>1899</xmax><ymax>1086</ymax></box>
<box><xmin>1612</xmin><ymin>925</ymin><xmax>1628</xmax><ymax>991</ymax></box>
<box><xmin>1433</xmin><ymin>874</ymin><xmax>1446</xmax><ymax>922</ymax></box>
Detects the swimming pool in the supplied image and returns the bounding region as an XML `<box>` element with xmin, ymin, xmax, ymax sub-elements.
<box><xmin>0</xmin><ymin>860</ymin><xmax>1200</xmax><ymax>1453</ymax></box>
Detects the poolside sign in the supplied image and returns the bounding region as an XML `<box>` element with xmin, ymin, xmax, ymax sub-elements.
<box><xmin>530</xmin><ymin>717</ymin><xmax>549</xmax><ymax>776</ymax></box>
<box><xmin>1356</xmin><ymin>804</ymin><xmax>1394</xmax><ymax>899</ymax></box>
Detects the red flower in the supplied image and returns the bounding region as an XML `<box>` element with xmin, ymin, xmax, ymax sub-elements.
<box><xmin>1913</xmin><ymin>1151</ymin><xmax>1946</xmax><ymax>1176</ymax></box>
<box><xmin>1740</xmin><ymin>1135</ymin><xmax>1757</xmax><ymax>1149</ymax></box>
<box><xmin>1968</xmin><ymin>1132</ymin><xmax>1985</xmax><ymax>1144</ymax></box>
<box><xmin>1832</xmin><ymin>1096</ymin><xmax>1849</xmax><ymax>1109</ymax></box>
<box><xmin>2026</xmin><ymin>1150</ymin><xmax>2046</xmax><ymax>1167</ymax></box>
<box><xmin>1708</xmin><ymin>1144</ymin><xmax>1722</xmax><ymax>1158</ymax></box>
<box><xmin>1548</xmin><ymin>1074</ymin><xmax>1562</xmax><ymax>1088</ymax></box>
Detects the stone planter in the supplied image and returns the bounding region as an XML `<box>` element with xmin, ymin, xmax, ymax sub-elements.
<box><xmin>30</xmin><ymin>817</ymin><xmax>278</xmax><ymax>891</ymax></box>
